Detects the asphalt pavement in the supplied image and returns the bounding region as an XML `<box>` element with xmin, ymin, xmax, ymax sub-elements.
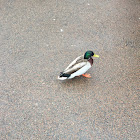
<box><xmin>0</xmin><ymin>0</ymin><xmax>140</xmax><ymax>139</ymax></box>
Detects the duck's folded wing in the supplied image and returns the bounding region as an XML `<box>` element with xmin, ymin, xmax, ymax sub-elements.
<box><xmin>64</xmin><ymin>55</ymin><xmax>84</xmax><ymax>71</ymax></box>
<box><xmin>64</xmin><ymin>61</ymin><xmax>87</xmax><ymax>75</ymax></box>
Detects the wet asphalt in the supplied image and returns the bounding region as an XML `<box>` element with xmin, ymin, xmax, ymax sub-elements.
<box><xmin>0</xmin><ymin>0</ymin><xmax>140</xmax><ymax>139</ymax></box>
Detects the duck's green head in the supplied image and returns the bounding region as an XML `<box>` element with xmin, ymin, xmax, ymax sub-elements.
<box><xmin>84</xmin><ymin>51</ymin><xmax>99</xmax><ymax>59</ymax></box>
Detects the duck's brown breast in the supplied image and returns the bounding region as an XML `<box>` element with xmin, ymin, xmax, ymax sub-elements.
<box><xmin>88</xmin><ymin>58</ymin><xmax>93</xmax><ymax>66</ymax></box>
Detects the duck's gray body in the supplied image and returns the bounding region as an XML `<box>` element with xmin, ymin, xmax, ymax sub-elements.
<box><xmin>58</xmin><ymin>55</ymin><xmax>93</xmax><ymax>80</ymax></box>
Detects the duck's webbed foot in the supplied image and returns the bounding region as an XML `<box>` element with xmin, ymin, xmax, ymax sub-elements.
<box><xmin>82</xmin><ymin>73</ymin><xmax>91</xmax><ymax>78</ymax></box>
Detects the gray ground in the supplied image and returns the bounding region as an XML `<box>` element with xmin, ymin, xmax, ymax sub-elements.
<box><xmin>0</xmin><ymin>0</ymin><xmax>140</xmax><ymax>139</ymax></box>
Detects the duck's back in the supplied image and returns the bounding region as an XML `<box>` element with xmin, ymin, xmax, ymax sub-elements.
<box><xmin>66</xmin><ymin>56</ymin><xmax>87</xmax><ymax>70</ymax></box>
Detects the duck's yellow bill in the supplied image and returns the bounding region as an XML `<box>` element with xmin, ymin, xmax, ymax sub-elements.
<box><xmin>93</xmin><ymin>54</ymin><xmax>99</xmax><ymax>58</ymax></box>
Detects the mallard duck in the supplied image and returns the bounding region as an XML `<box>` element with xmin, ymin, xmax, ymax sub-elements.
<box><xmin>58</xmin><ymin>51</ymin><xmax>99</xmax><ymax>80</ymax></box>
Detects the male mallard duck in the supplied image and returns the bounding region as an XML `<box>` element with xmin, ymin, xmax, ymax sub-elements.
<box><xmin>58</xmin><ymin>51</ymin><xmax>99</xmax><ymax>80</ymax></box>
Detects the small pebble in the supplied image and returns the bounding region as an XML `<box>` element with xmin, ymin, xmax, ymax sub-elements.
<box><xmin>60</xmin><ymin>29</ymin><xmax>63</xmax><ymax>32</ymax></box>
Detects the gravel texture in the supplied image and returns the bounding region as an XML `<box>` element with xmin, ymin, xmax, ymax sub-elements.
<box><xmin>0</xmin><ymin>0</ymin><xmax>140</xmax><ymax>139</ymax></box>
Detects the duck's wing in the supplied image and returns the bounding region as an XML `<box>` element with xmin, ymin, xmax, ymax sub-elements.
<box><xmin>63</xmin><ymin>56</ymin><xmax>87</xmax><ymax>75</ymax></box>
<box><xmin>64</xmin><ymin>55</ymin><xmax>84</xmax><ymax>71</ymax></box>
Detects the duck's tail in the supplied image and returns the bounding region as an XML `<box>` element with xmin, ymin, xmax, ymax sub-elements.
<box><xmin>57</xmin><ymin>72</ymin><xmax>71</xmax><ymax>80</ymax></box>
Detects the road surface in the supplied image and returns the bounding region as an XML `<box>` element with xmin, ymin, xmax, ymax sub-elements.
<box><xmin>0</xmin><ymin>0</ymin><xmax>140</xmax><ymax>139</ymax></box>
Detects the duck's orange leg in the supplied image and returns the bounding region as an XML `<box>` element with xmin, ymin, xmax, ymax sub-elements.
<box><xmin>82</xmin><ymin>73</ymin><xmax>91</xmax><ymax>78</ymax></box>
